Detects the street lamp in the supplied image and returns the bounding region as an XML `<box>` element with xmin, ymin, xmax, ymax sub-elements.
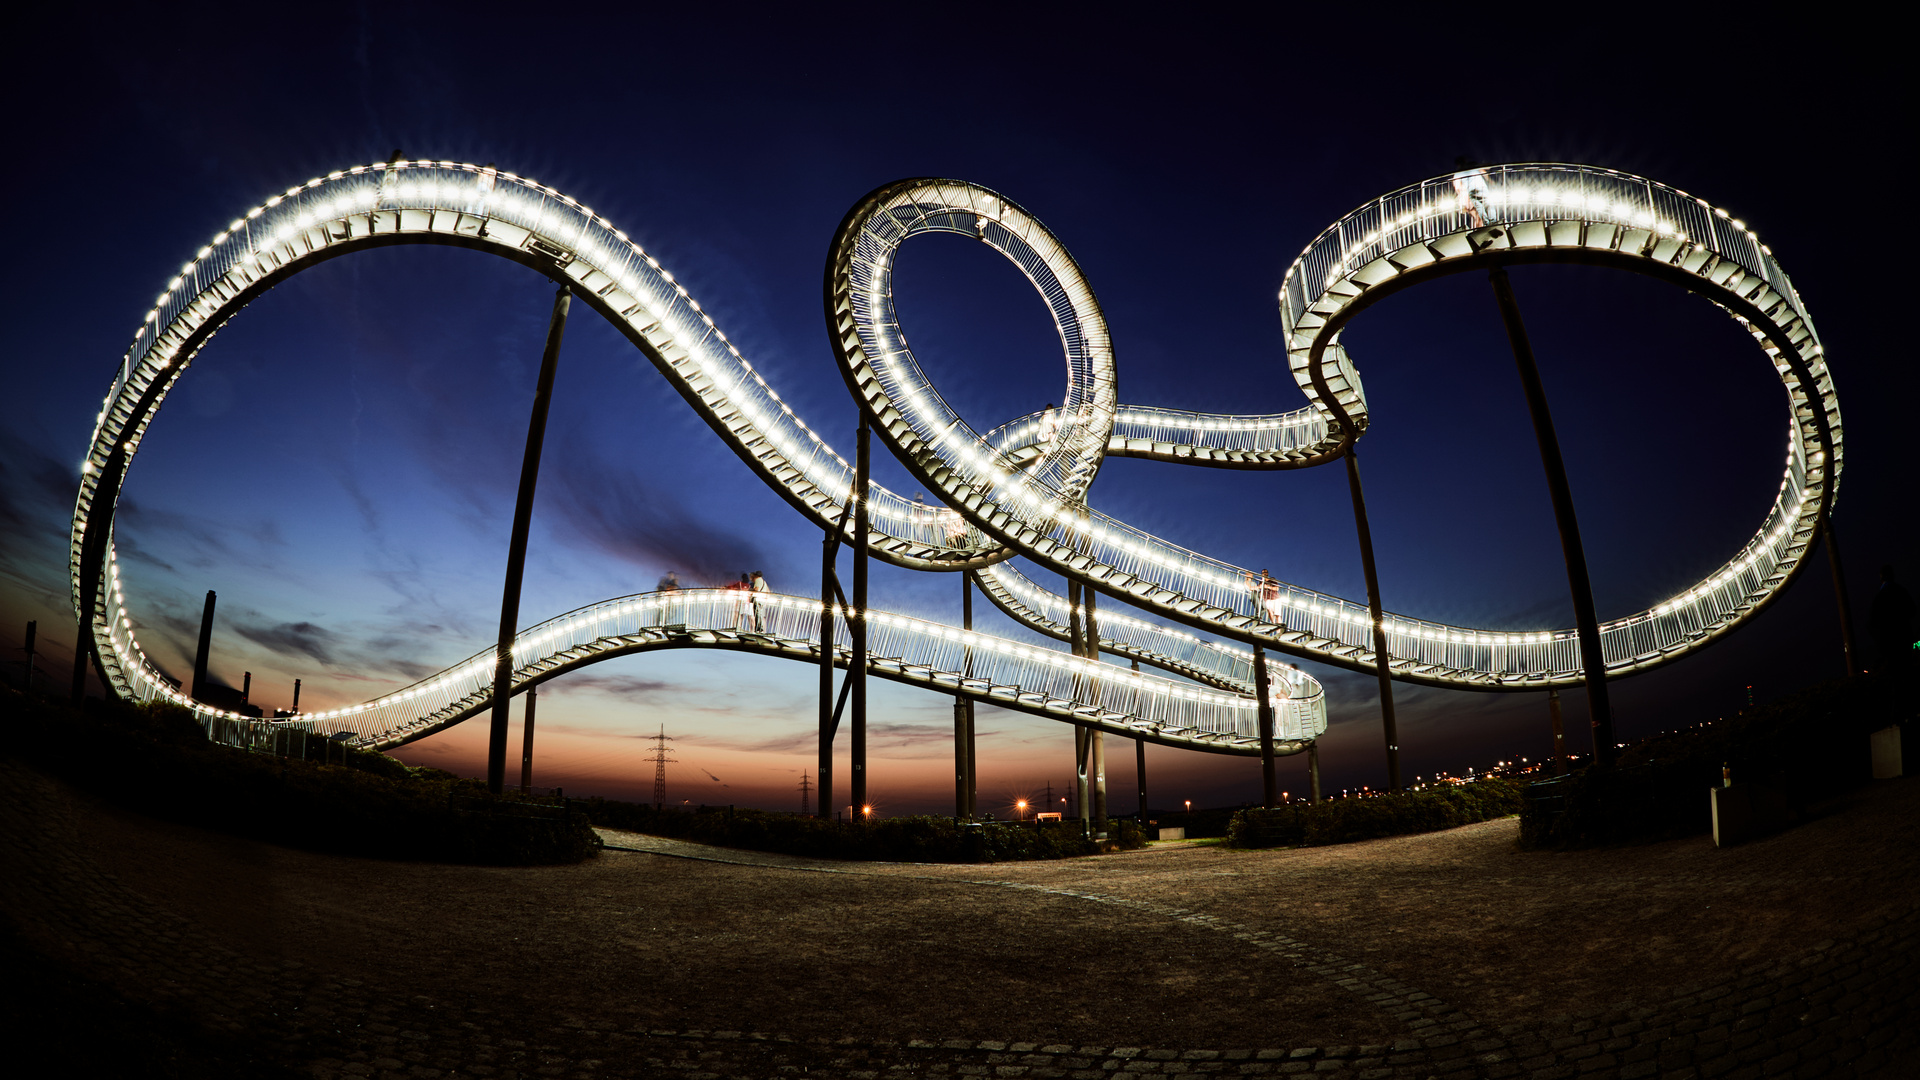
<box><xmin>1016</xmin><ymin>799</ymin><xmax>1027</xmax><ymax>822</ymax></box>
<box><xmin>861</xmin><ymin>804</ymin><xmax>873</xmax><ymax>819</ymax></box>
<box><xmin>1184</xmin><ymin>799</ymin><xmax>1191</xmax><ymax>814</ymax></box>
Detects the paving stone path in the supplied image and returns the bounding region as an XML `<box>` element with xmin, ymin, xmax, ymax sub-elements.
<box><xmin>4</xmin><ymin>767</ymin><xmax>1912</xmax><ymax>1079</ymax></box>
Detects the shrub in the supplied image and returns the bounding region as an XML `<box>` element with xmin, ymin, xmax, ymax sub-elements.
<box><xmin>1226</xmin><ymin>778</ymin><xmax>1523</xmax><ymax>849</ymax></box>
<box><xmin>1518</xmin><ymin>674</ymin><xmax>1911</xmax><ymax>850</ymax></box>
<box><xmin>1</xmin><ymin>688</ymin><xmax>598</xmax><ymax>865</ymax></box>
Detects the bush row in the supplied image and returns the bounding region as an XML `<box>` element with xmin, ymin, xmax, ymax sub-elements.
<box><xmin>585</xmin><ymin>798</ymin><xmax>1147</xmax><ymax>862</ymax></box>
<box><xmin>2</xmin><ymin>689</ymin><xmax>600</xmax><ymax>865</ymax></box>
<box><xmin>1518</xmin><ymin>674</ymin><xmax>1912</xmax><ymax>850</ymax></box>
<box><xmin>1225</xmin><ymin>778</ymin><xmax>1524</xmax><ymax>849</ymax></box>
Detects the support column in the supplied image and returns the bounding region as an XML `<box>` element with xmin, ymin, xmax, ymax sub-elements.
<box><xmin>1489</xmin><ymin>267</ymin><xmax>1615</xmax><ymax>766</ymax></box>
<box><xmin>819</xmin><ymin>520</ymin><xmax>839</xmax><ymax>820</ymax></box>
<box><xmin>1821</xmin><ymin>514</ymin><xmax>1859</xmax><ymax>676</ymax></box>
<box><xmin>1130</xmin><ymin>657</ymin><xmax>1147</xmax><ymax>818</ymax></box>
<box><xmin>963</xmin><ymin>573</ymin><xmax>977</xmax><ymax>818</ymax></box>
<box><xmin>1136</xmin><ymin>735</ymin><xmax>1148</xmax><ymax>817</ymax></box>
<box><xmin>1343</xmin><ymin>448</ymin><xmax>1402</xmax><ymax>791</ymax></box>
<box><xmin>1092</xmin><ymin>729</ymin><xmax>1107</xmax><ymax>834</ymax></box>
<box><xmin>1084</xmin><ymin>576</ymin><xmax>1106</xmax><ymax>833</ymax></box>
<box><xmin>488</xmin><ymin>285</ymin><xmax>571</xmax><ymax>795</ymax></box>
<box><xmin>520</xmin><ymin>685</ymin><xmax>538</xmax><ymax>794</ymax></box>
<box><xmin>1254</xmin><ymin>646</ymin><xmax>1278</xmax><ymax>807</ymax></box>
<box><xmin>1309</xmin><ymin>740</ymin><xmax>1322</xmax><ymax>804</ymax></box>
<box><xmin>953</xmin><ymin>699</ymin><xmax>970</xmax><ymax>817</ymax></box>
<box><xmin>1066</xmin><ymin>575</ymin><xmax>1088</xmax><ymax>832</ymax></box>
<box><xmin>851</xmin><ymin>421</ymin><xmax>870</xmax><ymax>815</ymax></box>
<box><xmin>191</xmin><ymin>590</ymin><xmax>216</xmax><ymax>701</ymax></box>
<box><xmin>1075</xmin><ymin>725</ymin><xmax>1091</xmax><ymax>835</ymax></box>
<box><xmin>1548</xmin><ymin>688</ymin><xmax>1566</xmax><ymax>776</ymax></box>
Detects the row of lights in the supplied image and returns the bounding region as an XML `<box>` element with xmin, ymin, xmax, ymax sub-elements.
<box><xmin>139</xmin><ymin>588</ymin><xmax>1275</xmax><ymax>736</ymax></box>
<box><xmin>82</xmin><ymin>161</ymin><xmax>1065</xmax><ymax>705</ymax></box>
<box><xmin>980</xmin><ymin>564</ymin><xmax>1318</xmax><ymax>694</ymax></box>
<box><xmin>86</xmin><ymin>163</ymin><xmax>1837</xmax><ymax>719</ymax></box>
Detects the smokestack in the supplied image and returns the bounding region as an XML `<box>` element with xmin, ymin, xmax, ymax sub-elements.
<box><xmin>242</xmin><ymin>671</ymin><xmax>251</xmax><ymax>703</ymax></box>
<box><xmin>292</xmin><ymin>678</ymin><xmax>301</xmax><ymax>713</ymax></box>
<box><xmin>190</xmin><ymin>590</ymin><xmax>216</xmax><ymax>701</ymax></box>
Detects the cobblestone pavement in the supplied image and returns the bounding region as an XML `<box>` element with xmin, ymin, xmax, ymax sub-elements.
<box><xmin>3</xmin><ymin>759</ymin><xmax>1913</xmax><ymax>1079</ymax></box>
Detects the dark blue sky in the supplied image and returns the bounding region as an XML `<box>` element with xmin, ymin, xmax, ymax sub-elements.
<box><xmin>1</xmin><ymin>7</ymin><xmax>1906</xmax><ymax>811</ymax></box>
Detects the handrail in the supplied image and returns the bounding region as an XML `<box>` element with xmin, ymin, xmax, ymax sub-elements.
<box><xmin>70</xmin><ymin>157</ymin><xmax>1841</xmax><ymax>763</ymax></box>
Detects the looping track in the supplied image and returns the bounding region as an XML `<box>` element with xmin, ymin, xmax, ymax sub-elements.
<box><xmin>68</xmin><ymin>160</ymin><xmax>1836</xmax><ymax>751</ymax></box>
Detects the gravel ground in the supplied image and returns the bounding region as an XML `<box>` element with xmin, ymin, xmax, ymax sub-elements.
<box><xmin>3</xmin><ymin>756</ymin><xmax>1913</xmax><ymax>1077</ymax></box>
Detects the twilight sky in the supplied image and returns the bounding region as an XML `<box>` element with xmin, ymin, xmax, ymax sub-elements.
<box><xmin>1</xmin><ymin>8</ymin><xmax>1907</xmax><ymax>815</ymax></box>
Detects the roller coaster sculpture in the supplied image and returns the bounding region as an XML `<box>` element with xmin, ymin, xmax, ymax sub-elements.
<box><xmin>67</xmin><ymin>161</ymin><xmax>1841</xmax><ymax>773</ymax></box>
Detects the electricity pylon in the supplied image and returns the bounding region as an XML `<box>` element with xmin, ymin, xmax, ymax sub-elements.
<box><xmin>647</xmin><ymin>725</ymin><xmax>676</xmax><ymax>810</ymax></box>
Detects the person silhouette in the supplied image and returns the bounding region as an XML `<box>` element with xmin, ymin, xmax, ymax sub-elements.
<box><xmin>750</xmin><ymin>570</ymin><xmax>772</xmax><ymax>632</ymax></box>
<box><xmin>656</xmin><ymin>570</ymin><xmax>681</xmax><ymax>624</ymax></box>
<box><xmin>1869</xmin><ymin>564</ymin><xmax>1915</xmax><ymax>674</ymax></box>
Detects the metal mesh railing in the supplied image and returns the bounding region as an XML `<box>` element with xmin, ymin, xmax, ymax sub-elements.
<box><xmin>124</xmin><ymin>590</ymin><xmax>1317</xmax><ymax>752</ymax></box>
<box><xmin>829</xmin><ymin>169</ymin><xmax>1841</xmax><ymax>687</ymax></box>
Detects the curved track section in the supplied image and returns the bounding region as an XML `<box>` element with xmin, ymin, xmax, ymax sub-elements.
<box><xmin>71</xmin><ymin>160</ymin><xmax>1840</xmax><ymax>752</ymax></box>
<box><xmin>193</xmin><ymin>590</ymin><xmax>1314</xmax><ymax>756</ymax></box>
<box><xmin>826</xmin><ymin>170</ymin><xmax>1840</xmax><ymax>689</ymax></box>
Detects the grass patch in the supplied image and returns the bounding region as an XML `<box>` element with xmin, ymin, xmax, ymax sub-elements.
<box><xmin>1</xmin><ymin>687</ymin><xmax>599</xmax><ymax>865</ymax></box>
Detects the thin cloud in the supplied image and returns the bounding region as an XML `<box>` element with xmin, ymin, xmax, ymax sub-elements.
<box><xmin>233</xmin><ymin>619</ymin><xmax>343</xmax><ymax>665</ymax></box>
<box><xmin>544</xmin><ymin>436</ymin><xmax>765</xmax><ymax>585</ymax></box>
<box><xmin>545</xmin><ymin>672</ymin><xmax>677</xmax><ymax>698</ymax></box>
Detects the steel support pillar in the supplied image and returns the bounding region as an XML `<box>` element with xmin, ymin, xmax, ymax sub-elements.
<box><xmin>1821</xmin><ymin>513</ymin><xmax>1859</xmax><ymax>676</ymax></box>
<box><xmin>1091</xmin><ymin>729</ymin><xmax>1107</xmax><ymax>834</ymax></box>
<box><xmin>851</xmin><ymin>421</ymin><xmax>870</xmax><ymax>814</ymax></box>
<box><xmin>1490</xmin><ymin>267</ymin><xmax>1615</xmax><ymax>766</ymax></box>
<box><xmin>1136</xmin><ymin>735</ymin><xmax>1148</xmax><ymax>817</ymax></box>
<box><xmin>487</xmin><ymin>286</ymin><xmax>571</xmax><ymax>794</ymax></box>
<box><xmin>1075</xmin><ymin>725</ymin><xmax>1091</xmax><ymax>835</ymax></box>
<box><xmin>1066</xmin><ymin>575</ymin><xmax>1089</xmax><ymax>832</ymax></box>
<box><xmin>520</xmin><ymin>685</ymin><xmax>538</xmax><ymax>794</ymax></box>
<box><xmin>190</xmin><ymin>590</ymin><xmax>216</xmax><ymax>702</ymax></box>
<box><xmin>819</xmin><ymin>518</ymin><xmax>840</xmax><ymax>819</ymax></box>
<box><xmin>1308</xmin><ymin>740</ymin><xmax>1322</xmax><ymax>804</ymax></box>
<box><xmin>1343</xmin><ymin>448</ymin><xmax>1402</xmax><ymax>791</ymax></box>
<box><xmin>963</xmin><ymin>573</ymin><xmax>976</xmax><ymax>818</ymax></box>
<box><xmin>1254</xmin><ymin>645</ymin><xmax>1278</xmax><ymax>807</ymax></box>
<box><xmin>1548</xmin><ymin>688</ymin><xmax>1566</xmax><ymax>775</ymax></box>
<box><xmin>1132</xmin><ymin>658</ymin><xmax>1146</xmax><ymax>817</ymax></box>
<box><xmin>1084</xmin><ymin>575</ymin><xmax>1105</xmax><ymax>833</ymax></box>
<box><xmin>69</xmin><ymin>611</ymin><xmax>90</xmax><ymax>705</ymax></box>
